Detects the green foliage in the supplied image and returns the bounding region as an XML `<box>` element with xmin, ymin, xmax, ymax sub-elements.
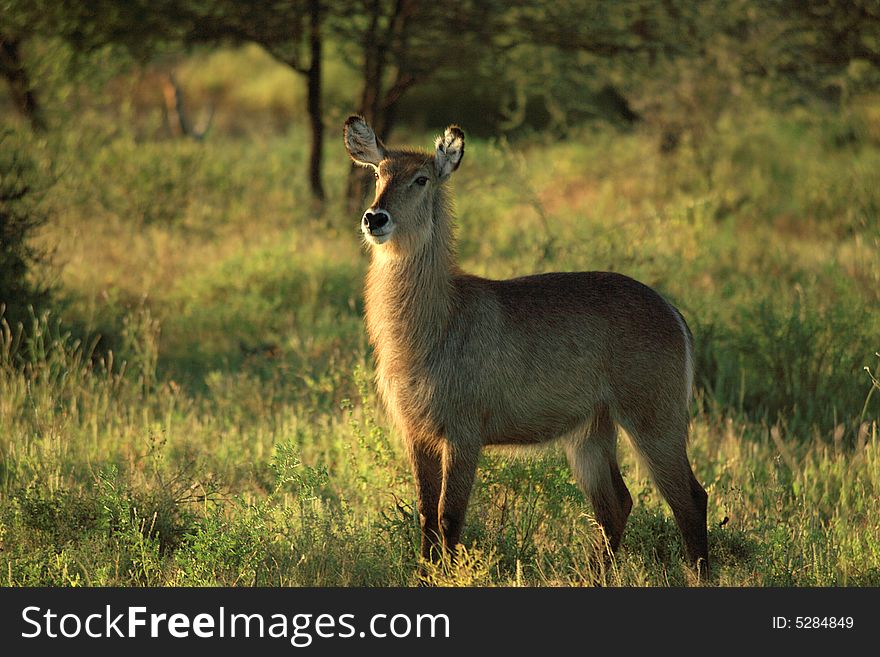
<box><xmin>698</xmin><ymin>294</ymin><xmax>877</xmax><ymax>432</ymax></box>
<box><xmin>91</xmin><ymin>138</ymin><xmax>203</xmax><ymax>226</ymax></box>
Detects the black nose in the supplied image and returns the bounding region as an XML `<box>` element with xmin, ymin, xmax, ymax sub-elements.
<box><xmin>362</xmin><ymin>210</ymin><xmax>390</xmax><ymax>232</ymax></box>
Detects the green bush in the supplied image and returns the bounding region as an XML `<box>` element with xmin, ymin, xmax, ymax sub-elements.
<box><xmin>697</xmin><ymin>292</ymin><xmax>878</xmax><ymax>434</ymax></box>
<box><xmin>90</xmin><ymin>136</ymin><xmax>203</xmax><ymax>226</ymax></box>
<box><xmin>0</xmin><ymin>129</ymin><xmax>50</xmax><ymax>327</ymax></box>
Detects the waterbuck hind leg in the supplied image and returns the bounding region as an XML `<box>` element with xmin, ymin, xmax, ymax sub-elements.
<box><xmin>625</xmin><ymin>421</ymin><xmax>709</xmax><ymax>577</ymax></box>
<box><xmin>565</xmin><ymin>408</ymin><xmax>633</xmax><ymax>554</ymax></box>
<box><xmin>408</xmin><ymin>440</ymin><xmax>443</xmax><ymax>565</ymax></box>
<box><xmin>438</xmin><ymin>439</ymin><xmax>480</xmax><ymax>556</ymax></box>
<box><xmin>681</xmin><ymin>468</ymin><xmax>710</xmax><ymax>577</ymax></box>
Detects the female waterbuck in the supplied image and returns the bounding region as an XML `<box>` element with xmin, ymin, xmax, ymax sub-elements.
<box><xmin>344</xmin><ymin>115</ymin><xmax>709</xmax><ymax>576</ymax></box>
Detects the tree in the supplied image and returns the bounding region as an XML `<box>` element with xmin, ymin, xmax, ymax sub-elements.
<box><xmin>767</xmin><ymin>0</ymin><xmax>880</xmax><ymax>102</ymax></box>
<box><xmin>334</xmin><ymin>1</ymin><xmax>511</xmax><ymax>140</ymax></box>
<box><xmin>177</xmin><ymin>1</ymin><xmax>327</xmax><ymax>201</ymax></box>
<box><xmin>332</xmin><ymin>0</ymin><xmax>510</xmax><ymax>202</ymax></box>
<box><xmin>0</xmin><ymin>1</ymin><xmax>57</xmax><ymax>132</ymax></box>
<box><xmin>1</xmin><ymin>0</ymin><xmax>329</xmax><ymax>202</ymax></box>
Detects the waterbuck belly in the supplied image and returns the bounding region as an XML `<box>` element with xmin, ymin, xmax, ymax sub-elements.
<box><xmin>478</xmin><ymin>369</ymin><xmax>599</xmax><ymax>445</ymax></box>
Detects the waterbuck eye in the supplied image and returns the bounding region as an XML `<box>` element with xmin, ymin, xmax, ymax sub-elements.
<box><xmin>415</xmin><ymin>176</ymin><xmax>428</xmax><ymax>186</ymax></box>
<box><xmin>374</xmin><ymin>171</ymin><xmax>380</xmax><ymax>180</ymax></box>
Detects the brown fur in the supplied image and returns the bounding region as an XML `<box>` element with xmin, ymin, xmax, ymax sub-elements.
<box><xmin>344</xmin><ymin>115</ymin><xmax>709</xmax><ymax>577</ymax></box>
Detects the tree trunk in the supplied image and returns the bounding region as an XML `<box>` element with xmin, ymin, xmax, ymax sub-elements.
<box><xmin>306</xmin><ymin>0</ymin><xmax>325</xmax><ymax>202</ymax></box>
<box><xmin>160</xmin><ymin>71</ymin><xmax>214</xmax><ymax>140</ymax></box>
<box><xmin>375</xmin><ymin>0</ymin><xmax>416</xmax><ymax>142</ymax></box>
<box><xmin>0</xmin><ymin>35</ymin><xmax>46</xmax><ymax>132</ymax></box>
<box><xmin>344</xmin><ymin>0</ymin><xmax>423</xmax><ymax>207</ymax></box>
<box><xmin>359</xmin><ymin>0</ymin><xmax>385</xmax><ymax>126</ymax></box>
<box><xmin>161</xmin><ymin>72</ymin><xmax>190</xmax><ymax>137</ymax></box>
<box><xmin>376</xmin><ymin>69</ymin><xmax>416</xmax><ymax>143</ymax></box>
<box><xmin>346</xmin><ymin>0</ymin><xmax>401</xmax><ymax>207</ymax></box>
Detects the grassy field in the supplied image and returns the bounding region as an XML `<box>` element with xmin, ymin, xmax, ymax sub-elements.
<box><xmin>1</xmin><ymin>52</ymin><xmax>879</xmax><ymax>585</ymax></box>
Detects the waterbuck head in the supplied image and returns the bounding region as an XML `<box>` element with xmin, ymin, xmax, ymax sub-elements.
<box><xmin>344</xmin><ymin>115</ymin><xmax>464</xmax><ymax>255</ymax></box>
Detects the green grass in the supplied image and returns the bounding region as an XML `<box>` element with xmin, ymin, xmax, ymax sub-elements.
<box><xmin>1</xmin><ymin>80</ymin><xmax>879</xmax><ymax>586</ymax></box>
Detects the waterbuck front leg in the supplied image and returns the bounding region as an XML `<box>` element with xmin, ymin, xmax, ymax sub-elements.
<box><xmin>438</xmin><ymin>438</ymin><xmax>481</xmax><ymax>556</ymax></box>
<box><xmin>407</xmin><ymin>439</ymin><xmax>443</xmax><ymax>564</ymax></box>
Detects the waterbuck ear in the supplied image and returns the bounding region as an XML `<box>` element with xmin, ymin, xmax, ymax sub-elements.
<box><xmin>344</xmin><ymin>115</ymin><xmax>387</xmax><ymax>167</ymax></box>
<box><xmin>434</xmin><ymin>125</ymin><xmax>465</xmax><ymax>180</ymax></box>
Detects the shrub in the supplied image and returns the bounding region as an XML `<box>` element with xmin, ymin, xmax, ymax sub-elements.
<box><xmin>697</xmin><ymin>293</ymin><xmax>879</xmax><ymax>434</ymax></box>
<box><xmin>0</xmin><ymin>129</ymin><xmax>50</xmax><ymax>327</ymax></box>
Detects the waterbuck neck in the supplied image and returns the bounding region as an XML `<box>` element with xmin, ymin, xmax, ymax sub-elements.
<box><xmin>365</xmin><ymin>193</ymin><xmax>457</xmax><ymax>359</ymax></box>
